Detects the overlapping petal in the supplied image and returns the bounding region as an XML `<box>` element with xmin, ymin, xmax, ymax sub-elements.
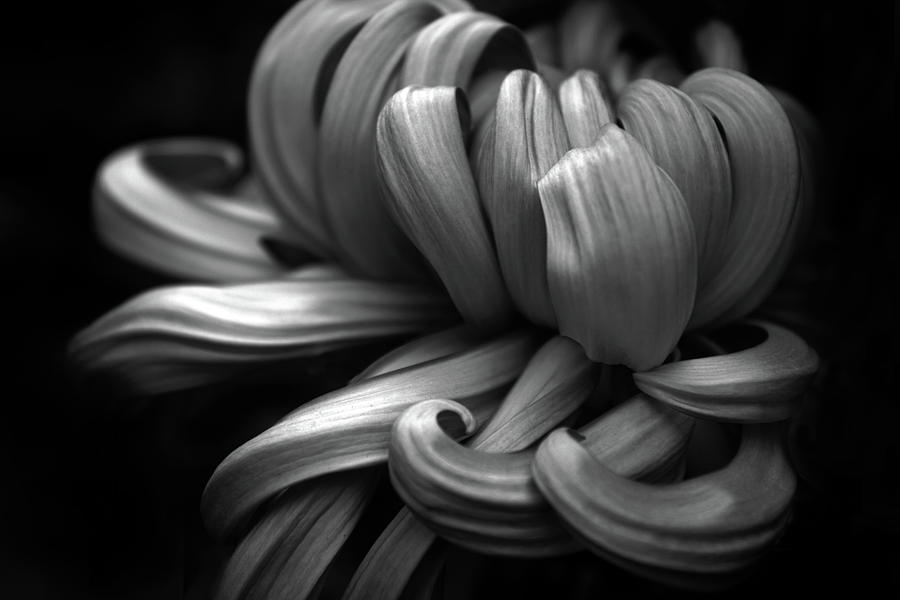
<box><xmin>70</xmin><ymin>264</ymin><xmax>455</xmax><ymax>394</ymax></box>
<box><xmin>538</xmin><ymin>125</ymin><xmax>698</xmax><ymax>369</ymax></box>
<box><xmin>377</xmin><ymin>85</ymin><xmax>514</xmax><ymax>330</ymax></box>
<box><xmin>202</xmin><ymin>329</ymin><xmax>539</xmax><ymax>537</ymax></box>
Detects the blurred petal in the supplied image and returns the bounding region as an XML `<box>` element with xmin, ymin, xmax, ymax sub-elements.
<box><xmin>202</xmin><ymin>329</ymin><xmax>540</xmax><ymax>537</ymax></box>
<box><xmin>539</xmin><ymin>125</ymin><xmax>698</xmax><ymax>370</ymax></box>
<box><xmin>633</xmin><ymin>55</ymin><xmax>685</xmax><ymax>86</ymax></box>
<box><xmin>558</xmin><ymin>69</ymin><xmax>614</xmax><ymax>149</ymax></box>
<box><xmin>557</xmin><ymin>0</ymin><xmax>623</xmax><ymax>73</ymax></box>
<box><xmin>617</xmin><ymin>79</ymin><xmax>732</xmax><ymax>282</ymax></box>
<box><xmin>69</xmin><ymin>263</ymin><xmax>455</xmax><ymax>394</ymax></box>
<box><xmin>216</xmin><ymin>470</ymin><xmax>376</xmax><ymax>600</ymax></box>
<box><xmin>523</xmin><ymin>24</ymin><xmax>558</xmax><ymax>65</ymax></box>
<box><xmin>377</xmin><ymin>85</ymin><xmax>514</xmax><ymax>330</ymax></box>
<box><xmin>682</xmin><ymin>68</ymin><xmax>800</xmax><ymax>327</ymax></box>
<box><xmin>93</xmin><ymin>139</ymin><xmax>283</xmax><ymax>281</ymax></box>
<box><xmin>694</xmin><ymin>20</ymin><xmax>747</xmax><ymax>72</ymax></box>
<box><xmin>634</xmin><ymin>320</ymin><xmax>819</xmax><ymax>423</ymax></box>
<box><xmin>249</xmin><ymin>0</ymin><xmax>391</xmax><ymax>258</ymax></box>
<box><xmin>317</xmin><ymin>1</ymin><xmax>444</xmax><ymax>280</ymax></box>
<box><xmin>533</xmin><ymin>424</ymin><xmax>794</xmax><ymax>584</ymax></box>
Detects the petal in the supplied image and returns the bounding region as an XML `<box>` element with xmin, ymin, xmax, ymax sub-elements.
<box><xmin>215</xmin><ymin>470</ymin><xmax>376</xmax><ymax>600</ymax></box>
<box><xmin>557</xmin><ymin>0</ymin><xmax>623</xmax><ymax>73</ymax></box>
<box><xmin>385</xmin><ymin>392</ymin><xmax>692</xmax><ymax>558</ymax></box>
<box><xmin>93</xmin><ymin>139</ymin><xmax>283</xmax><ymax>282</ymax></box>
<box><xmin>316</xmin><ymin>1</ymin><xmax>444</xmax><ymax>280</ymax></box>
<box><xmin>532</xmin><ymin>424</ymin><xmax>795</xmax><ymax>583</ymax></box>
<box><xmin>558</xmin><ymin>69</ymin><xmax>614</xmax><ymax>149</ymax></box>
<box><xmin>69</xmin><ymin>263</ymin><xmax>455</xmax><ymax>394</ymax></box>
<box><xmin>402</xmin><ymin>11</ymin><xmax>533</xmax><ymax>90</ymax></box>
<box><xmin>694</xmin><ymin>20</ymin><xmax>747</xmax><ymax>72</ymax></box>
<box><xmin>523</xmin><ymin>24</ymin><xmax>558</xmax><ymax>65</ymax></box>
<box><xmin>476</xmin><ymin>70</ymin><xmax>570</xmax><ymax>326</ymax></box>
<box><xmin>538</xmin><ymin>125</ymin><xmax>698</xmax><ymax>370</ymax></box>
<box><xmin>377</xmin><ymin>85</ymin><xmax>514</xmax><ymax>330</ymax></box>
<box><xmin>342</xmin><ymin>508</ymin><xmax>436</xmax><ymax>600</ymax></box>
<box><xmin>633</xmin><ymin>320</ymin><xmax>819</xmax><ymax>423</ymax></box>
<box><xmin>682</xmin><ymin>68</ymin><xmax>800</xmax><ymax>327</ymax></box>
<box><xmin>617</xmin><ymin>78</ymin><xmax>732</xmax><ymax>283</ymax></box>
<box><xmin>249</xmin><ymin>0</ymin><xmax>392</xmax><ymax>258</ymax></box>
<box><xmin>201</xmin><ymin>329</ymin><xmax>539</xmax><ymax>537</ymax></box>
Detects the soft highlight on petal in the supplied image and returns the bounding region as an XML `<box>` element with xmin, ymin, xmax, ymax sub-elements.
<box><xmin>69</xmin><ymin>264</ymin><xmax>455</xmax><ymax>394</ymax></box>
<box><xmin>93</xmin><ymin>139</ymin><xmax>283</xmax><ymax>282</ymax></box>
<box><xmin>558</xmin><ymin>69</ymin><xmax>614</xmax><ymax>149</ymax></box>
<box><xmin>377</xmin><ymin>85</ymin><xmax>514</xmax><ymax>330</ymax></box>
<box><xmin>201</xmin><ymin>329</ymin><xmax>539</xmax><ymax>537</ymax></box>
<box><xmin>539</xmin><ymin>125</ymin><xmax>698</xmax><ymax>370</ymax></box>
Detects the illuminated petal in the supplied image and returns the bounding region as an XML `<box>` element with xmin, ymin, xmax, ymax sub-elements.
<box><xmin>202</xmin><ymin>329</ymin><xmax>539</xmax><ymax>537</ymax></box>
<box><xmin>533</xmin><ymin>424</ymin><xmax>795</xmax><ymax>584</ymax></box>
<box><xmin>558</xmin><ymin>69</ymin><xmax>614</xmax><ymax>148</ymax></box>
<box><xmin>93</xmin><ymin>139</ymin><xmax>283</xmax><ymax>282</ymax></box>
<box><xmin>476</xmin><ymin>70</ymin><xmax>570</xmax><ymax>325</ymax></box>
<box><xmin>316</xmin><ymin>1</ymin><xmax>444</xmax><ymax>280</ymax></box>
<box><xmin>377</xmin><ymin>85</ymin><xmax>514</xmax><ymax>330</ymax></box>
<box><xmin>539</xmin><ymin>125</ymin><xmax>698</xmax><ymax>369</ymax></box>
<box><xmin>694</xmin><ymin>20</ymin><xmax>747</xmax><ymax>72</ymax></box>
<box><xmin>682</xmin><ymin>68</ymin><xmax>800</xmax><ymax>327</ymax></box>
<box><xmin>385</xmin><ymin>393</ymin><xmax>692</xmax><ymax>559</ymax></box>
<box><xmin>249</xmin><ymin>0</ymin><xmax>390</xmax><ymax>258</ymax></box>
<box><xmin>216</xmin><ymin>470</ymin><xmax>376</xmax><ymax>600</ymax></box>
<box><xmin>402</xmin><ymin>11</ymin><xmax>533</xmax><ymax>89</ymax></box>
<box><xmin>634</xmin><ymin>320</ymin><xmax>819</xmax><ymax>423</ymax></box>
<box><xmin>617</xmin><ymin>79</ymin><xmax>732</xmax><ymax>282</ymax></box>
<box><xmin>69</xmin><ymin>263</ymin><xmax>455</xmax><ymax>394</ymax></box>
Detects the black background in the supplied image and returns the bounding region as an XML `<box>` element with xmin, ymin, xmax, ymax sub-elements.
<box><xmin>1</xmin><ymin>0</ymin><xmax>895</xmax><ymax>598</ymax></box>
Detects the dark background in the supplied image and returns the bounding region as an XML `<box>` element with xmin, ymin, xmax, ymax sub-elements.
<box><xmin>1</xmin><ymin>0</ymin><xmax>895</xmax><ymax>597</ymax></box>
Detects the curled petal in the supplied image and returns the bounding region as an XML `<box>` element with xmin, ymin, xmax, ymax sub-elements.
<box><xmin>469</xmin><ymin>335</ymin><xmax>601</xmax><ymax>450</ymax></box>
<box><xmin>634</xmin><ymin>320</ymin><xmax>819</xmax><ymax>423</ymax></box>
<box><xmin>476</xmin><ymin>69</ymin><xmax>570</xmax><ymax>325</ymax></box>
<box><xmin>377</xmin><ymin>85</ymin><xmax>514</xmax><ymax>330</ymax></box>
<box><xmin>202</xmin><ymin>329</ymin><xmax>539</xmax><ymax>537</ymax></box>
<box><xmin>69</xmin><ymin>264</ymin><xmax>455</xmax><ymax>394</ymax></box>
<box><xmin>317</xmin><ymin>1</ymin><xmax>443</xmax><ymax>280</ymax></box>
<box><xmin>694</xmin><ymin>20</ymin><xmax>747</xmax><ymax>72</ymax></box>
<box><xmin>249</xmin><ymin>0</ymin><xmax>390</xmax><ymax>257</ymax></box>
<box><xmin>682</xmin><ymin>68</ymin><xmax>800</xmax><ymax>327</ymax></box>
<box><xmin>402</xmin><ymin>11</ymin><xmax>533</xmax><ymax>90</ymax></box>
<box><xmin>558</xmin><ymin>69</ymin><xmax>614</xmax><ymax>149</ymax></box>
<box><xmin>532</xmin><ymin>424</ymin><xmax>795</xmax><ymax>582</ymax></box>
<box><xmin>93</xmin><ymin>139</ymin><xmax>283</xmax><ymax>282</ymax></box>
<box><xmin>539</xmin><ymin>125</ymin><xmax>698</xmax><ymax>370</ymax></box>
<box><xmin>386</xmin><ymin>394</ymin><xmax>693</xmax><ymax>558</ymax></box>
<box><xmin>617</xmin><ymin>79</ymin><xmax>732</xmax><ymax>282</ymax></box>
<box><xmin>216</xmin><ymin>470</ymin><xmax>376</xmax><ymax>600</ymax></box>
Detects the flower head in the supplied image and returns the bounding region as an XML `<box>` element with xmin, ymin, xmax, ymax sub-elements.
<box><xmin>71</xmin><ymin>0</ymin><xmax>821</xmax><ymax>595</ymax></box>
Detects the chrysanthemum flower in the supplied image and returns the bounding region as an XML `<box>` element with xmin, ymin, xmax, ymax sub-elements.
<box><xmin>70</xmin><ymin>0</ymin><xmax>822</xmax><ymax>596</ymax></box>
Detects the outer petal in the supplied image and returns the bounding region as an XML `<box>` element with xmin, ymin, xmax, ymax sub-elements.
<box><xmin>682</xmin><ymin>68</ymin><xmax>800</xmax><ymax>327</ymax></box>
<box><xmin>201</xmin><ymin>329</ymin><xmax>539</xmax><ymax>537</ymax></box>
<box><xmin>93</xmin><ymin>139</ymin><xmax>283</xmax><ymax>281</ymax></box>
<box><xmin>538</xmin><ymin>125</ymin><xmax>698</xmax><ymax>370</ymax></box>
<box><xmin>69</xmin><ymin>264</ymin><xmax>455</xmax><ymax>394</ymax></box>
